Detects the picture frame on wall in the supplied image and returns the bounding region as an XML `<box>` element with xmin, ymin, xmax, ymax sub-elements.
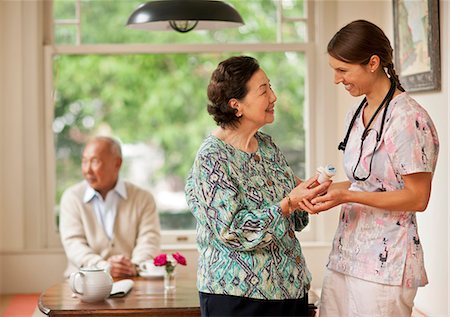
<box><xmin>393</xmin><ymin>0</ymin><xmax>441</xmax><ymax>92</ymax></box>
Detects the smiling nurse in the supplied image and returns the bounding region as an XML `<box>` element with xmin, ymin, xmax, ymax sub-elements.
<box><xmin>300</xmin><ymin>20</ymin><xmax>440</xmax><ymax>317</ymax></box>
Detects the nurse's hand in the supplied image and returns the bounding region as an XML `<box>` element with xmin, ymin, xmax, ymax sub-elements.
<box><xmin>299</xmin><ymin>181</ymin><xmax>350</xmax><ymax>214</ymax></box>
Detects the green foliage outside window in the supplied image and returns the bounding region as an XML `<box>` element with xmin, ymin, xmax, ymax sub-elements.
<box><xmin>53</xmin><ymin>1</ymin><xmax>307</xmax><ymax>230</ymax></box>
<box><xmin>54</xmin><ymin>0</ymin><xmax>307</xmax><ymax>44</ymax></box>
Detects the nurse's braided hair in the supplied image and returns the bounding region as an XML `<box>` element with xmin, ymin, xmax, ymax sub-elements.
<box><xmin>327</xmin><ymin>19</ymin><xmax>405</xmax><ymax>92</ymax></box>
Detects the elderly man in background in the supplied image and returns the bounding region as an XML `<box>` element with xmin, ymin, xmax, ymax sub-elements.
<box><xmin>59</xmin><ymin>136</ymin><xmax>161</xmax><ymax>278</ymax></box>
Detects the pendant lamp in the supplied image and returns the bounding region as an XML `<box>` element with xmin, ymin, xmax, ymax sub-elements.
<box><xmin>126</xmin><ymin>0</ymin><xmax>244</xmax><ymax>33</ymax></box>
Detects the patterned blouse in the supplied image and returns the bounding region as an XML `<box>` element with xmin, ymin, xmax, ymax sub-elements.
<box><xmin>329</xmin><ymin>92</ymin><xmax>439</xmax><ymax>287</ymax></box>
<box><xmin>185</xmin><ymin>131</ymin><xmax>311</xmax><ymax>300</ymax></box>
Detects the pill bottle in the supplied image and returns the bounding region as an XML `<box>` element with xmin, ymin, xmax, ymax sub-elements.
<box><xmin>308</xmin><ymin>164</ymin><xmax>336</xmax><ymax>189</ymax></box>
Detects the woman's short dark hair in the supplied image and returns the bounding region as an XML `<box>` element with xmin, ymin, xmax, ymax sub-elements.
<box><xmin>207</xmin><ymin>56</ymin><xmax>260</xmax><ymax>128</ymax></box>
<box><xmin>328</xmin><ymin>19</ymin><xmax>404</xmax><ymax>91</ymax></box>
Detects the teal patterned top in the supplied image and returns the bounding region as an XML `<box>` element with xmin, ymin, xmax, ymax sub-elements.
<box><xmin>185</xmin><ymin>131</ymin><xmax>311</xmax><ymax>300</ymax></box>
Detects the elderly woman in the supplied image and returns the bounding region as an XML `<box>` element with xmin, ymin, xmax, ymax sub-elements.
<box><xmin>185</xmin><ymin>56</ymin><xmax>330</xmax><ymax>317</ymax></box>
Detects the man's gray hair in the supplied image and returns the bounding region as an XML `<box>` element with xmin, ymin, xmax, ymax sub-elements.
<box><xmin>90</xmin><ymin>136</ymin><xmax>122</xmax><ymax>158</ymax></box>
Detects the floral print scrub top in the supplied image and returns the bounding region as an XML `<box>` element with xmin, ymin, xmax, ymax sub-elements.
<box><xmin>185</xmin><ymin>131</ymin><xmax>311</xmax><ymax>300</ymax></box>
<box><xmin>328</xmin><ymin>92</ymin><xmax>439</xmax><ymax>287</ymax></box>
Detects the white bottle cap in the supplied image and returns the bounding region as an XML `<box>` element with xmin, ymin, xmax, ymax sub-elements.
<box><xmin>324</xmin><ymin>164</ymin><xmax>336</xmax><ymax>177</ymax></box>
<box><xmin>316</xmin><ymin>164</ymin><xmax>336</xmax><ymax>183</ymax></box>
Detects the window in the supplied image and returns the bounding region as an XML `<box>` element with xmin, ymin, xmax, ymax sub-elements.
<box><xmin>53</xmin><ymin>0</ymin><xmax>311</xmax><ymax>45</ymax></box>
<box><xmin>48</xmin><ymin>0</ymin><xmax>315</xmax><ymax>244</ymax></box>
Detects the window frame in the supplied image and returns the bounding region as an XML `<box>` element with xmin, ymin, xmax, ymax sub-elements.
<box><xmin>44</xmin><ymin>2</ymin><xmax>319</xmax><ymax>248</ymax></box>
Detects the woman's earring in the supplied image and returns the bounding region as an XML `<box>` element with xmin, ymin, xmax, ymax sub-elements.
<box><xmin>236</xmin><ymin>113</ymin><xmax>242</xmax><ymax>118</ymax></box>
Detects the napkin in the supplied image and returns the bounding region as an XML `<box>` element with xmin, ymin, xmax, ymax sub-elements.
<box><xmin>109</xmin><ymin>279</ymin><xmax>134</xmax><ymax>298</ymax></box>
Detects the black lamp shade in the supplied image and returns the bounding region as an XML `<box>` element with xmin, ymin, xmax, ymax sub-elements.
<box><xmin>126</xmin><ymin>0</ymin><xmax>244</xmax><ymax>33</ymax></box>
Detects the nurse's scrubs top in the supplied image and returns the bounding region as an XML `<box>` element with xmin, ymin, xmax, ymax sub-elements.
<box><xmin>328</xmin><ymin>92</ymin><xmax>439</xmax><ymax>287</ymax></box>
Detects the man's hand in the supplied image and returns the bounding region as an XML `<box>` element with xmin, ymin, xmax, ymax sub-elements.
<box><xmin>107</xmin><ymin>255</ymin><xmax>137</xmax><ymax>278</ymax></box>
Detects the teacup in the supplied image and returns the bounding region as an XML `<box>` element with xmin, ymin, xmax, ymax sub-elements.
<box><xmin>138</xmin><ymin>260</ymin><xmax>165</xmax><ymax>276</ymax></box>
<box><xmin>69</xmin><ymin>267</ymin><xmax>113</xmax><ymax>303</ymax></box>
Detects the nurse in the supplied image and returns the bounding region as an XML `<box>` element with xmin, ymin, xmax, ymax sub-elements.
<box><xmin>301</xmin><ymin>20</ymin><xmax>439</xmax><ymax>317</ymax></box>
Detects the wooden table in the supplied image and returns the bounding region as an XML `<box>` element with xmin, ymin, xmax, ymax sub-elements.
<box><xmin>39</xmin><ymin>275</ymin><xmax>316</xmax><ymax>316</ymax></box>
<box><xmin>38</xmin><ymin>276</ymin><xmax>200</xmax><ymax>317</ymax></box>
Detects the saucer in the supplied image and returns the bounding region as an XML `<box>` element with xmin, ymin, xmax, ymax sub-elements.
<box><xmin>139</xmin><ymin>271</ymin><xmax>164</xmax><ymax>279</ymax></box>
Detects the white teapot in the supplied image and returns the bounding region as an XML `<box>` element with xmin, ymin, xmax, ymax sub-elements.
<box><xmin>69</xmin><ymin>267</ymin><xmax>113</xmax><ymax>303</ymax></box>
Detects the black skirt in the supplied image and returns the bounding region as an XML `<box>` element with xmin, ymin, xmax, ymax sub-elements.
<box><xmin>199</xmin><ymin>291</ymin><xmax>310</xmax><ymax>317</ymax></box>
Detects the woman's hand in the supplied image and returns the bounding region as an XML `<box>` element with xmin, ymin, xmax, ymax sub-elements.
<box><xmin>299</xmin><ymin>181</ymin><xmax>350</xmax><ymax>214</ymax></box>
<box><xmin>299</xmin><ymin>188</ymin><xmax>344</xmax><ymax>215</ymax></box>
<box><xmin>282</xmin><ymin>175</ymin><xmax>331</xmax><ymax>216</ymax></box>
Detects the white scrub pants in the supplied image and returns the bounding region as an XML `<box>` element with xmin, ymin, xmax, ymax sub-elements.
<box><xmin>319</xmin><ymin>269</ymin><xmax>417</xmax><ymax>317</ymax></box>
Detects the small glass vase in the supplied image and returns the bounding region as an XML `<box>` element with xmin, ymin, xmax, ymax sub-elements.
<box><xmin>164</xmin><ymin>271</ymin><xmax>176</xmax><ymax>290</ymax></box>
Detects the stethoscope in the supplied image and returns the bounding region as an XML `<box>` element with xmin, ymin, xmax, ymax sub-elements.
<box><xmin>337</xmin><ymin>79</ymin><xmax>396</xmax><ymax>181</ymax></box>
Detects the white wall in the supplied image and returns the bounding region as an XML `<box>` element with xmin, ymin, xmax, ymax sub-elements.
<box><xmin>0</xmin><ymin>1</ymin><xmax>59</xmax><ymax>294</ymax></box>
<box><xmin>413</xmin><ymin>1</ymin><xmax>449</xmax><ymax>315</ymax></box>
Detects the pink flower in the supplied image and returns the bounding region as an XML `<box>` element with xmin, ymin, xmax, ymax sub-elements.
<box><xmin>153</xmin><ymin>253</ymin><xmax>168</xmax><ymax>266</ymax></box>
<box><xmin>172</xmin><ymin>252</ymin><xmax>187</xmax><ymax>266</ymax></box>
<box><xmin>153</xmin><ymin>252</ymin><xmax>187</xmax><ymax>274</ymax></box>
